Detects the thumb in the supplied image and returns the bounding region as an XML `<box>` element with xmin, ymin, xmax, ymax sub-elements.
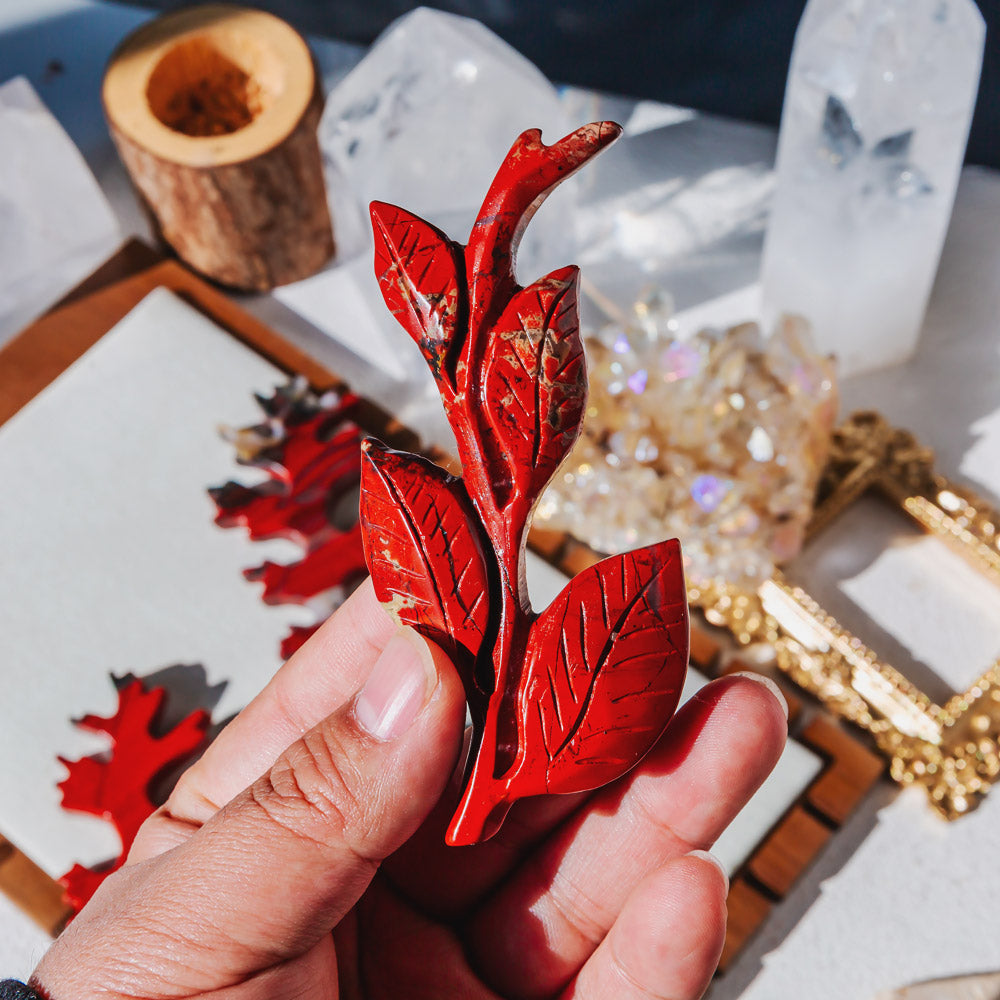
<box><xmin>36</xmin><ymin>629</ymin><xmax>466</xmax><ymax>997</ymax></box>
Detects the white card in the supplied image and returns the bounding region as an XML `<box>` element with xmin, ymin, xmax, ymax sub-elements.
<box><xmin>0</xmin><ymin>289</ymin><xmax>307</xmax><ymax>876</ymax></box>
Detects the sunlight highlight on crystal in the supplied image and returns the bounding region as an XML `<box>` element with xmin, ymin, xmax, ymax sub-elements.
<box><xmin>536</xmin><ymin>294</ymin><xmax>838</xmax><ymax>586</ymax></box>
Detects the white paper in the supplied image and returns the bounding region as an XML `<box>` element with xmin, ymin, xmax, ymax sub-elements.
<box><xmin>839</xmin><ymin>534</ymin><xmax>1000</xmax><ymax>694</ymax></box>
<box><xmin>0</xmin><ymin>289</ymin><xmax>306</xmax><ymax>876</ymax></box>
<box><xmin>0</xmin><ymin>76</ymin><xmax>121</xmax><ymax>348</ymax></box>
<box><xmin>962</xmin><ymin>406</ymin><xmax>1000</xmax><ymax>501</ymax></box>
<box><xmin>0</xmin><ymin>892</ymin><xmax>49</xmax><ymax>981</ymax></box>
<box><xmin>741</xmin><ymin>787</ymin><xmax>1000</xmax><ymax>1000</ymax></box>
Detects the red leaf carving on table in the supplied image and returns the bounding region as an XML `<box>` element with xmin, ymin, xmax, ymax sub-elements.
<box><xmin>481</xmin><ymin>266</ymin><xmax>586</xmax><ymax>506</ymax></box>
<box><xmin>360</xmin><ymin>440</ymin><xmax>492</xmax><ymax>703</ymax></box>
<box><xmin>211</xmin><ymin>381</ymin><xmax>368</xmax><ymax>656</ymax></box>
<box><xmin>370</xmin><ymin>203</ymin><xmax>466</xmax><ymax>392</ymax></box>
<box><xmin>244</xmin><ymin>523</ymin><xmax>368</xmax><ymax>604</ymax></box>
<box><xmin>363</xmin><ymin>122</ymin><xmax>691</xmax><ymax>846</ymax></box>
<box><xmin>213</xmin><ymin>418</ymin><xmax>362</xmax><ymax>546</ymax></box>
<box><xmin>58</xmin><ymin>678</ymin><xmax>209</xmax><ymax>914</ymax></box>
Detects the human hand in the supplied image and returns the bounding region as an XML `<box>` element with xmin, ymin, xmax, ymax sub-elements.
<box><xmin>31</xmin><ymin>579</ymin><xmax>787</xmax><ymax>1000</ymax></box>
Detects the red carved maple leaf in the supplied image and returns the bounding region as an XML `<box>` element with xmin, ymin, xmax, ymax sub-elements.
<box><xmin>58</xmin><ymin>677</ymin><xmax>209</xmax><ymax>914</ymax></box>
<box><xmin>362</xmin><ymin>123</ymin><xmax>691</xmax><ymax>845</ymax></box>
<box><xmin>211</xmin><ymin>379</ymin><xmax>369</xmax><ymax>654</ymax></box>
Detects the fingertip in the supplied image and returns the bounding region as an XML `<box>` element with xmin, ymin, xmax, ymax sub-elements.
<box><xmin>723</xmin><ymin>673</ymin><xmax>790</xmax><ymax>773</ymax></box>
<box><xmin>353</xmin><ymin>630</ymin><xmax>437</xmax><ymax>741</ymax></box>
<box><xmin>575</xmin><ymin>855</ymin><xmax>728</xmax><ymax>1000</ymax></box>
<box><xmin>401</xmin><ymin>627</ymin><xmax>468</xmax><ymax>735</ymax></box>
<box><xmin>694</xmin><ymin>672</ymin><xmax>789</xmax><ymax>764</ymax></box>
<box><xmin>728</xmin><ymin>670</ymin><xmax>789</xmax><ymax>721</ymax></box>
<box><xmin>685</xmin><ymin>848</ymin><xmax>730</xmax><ymax>896</ymax></box>
<box><xmin>649</xmin><ymin>853</ymin><xmax>728</xmax><ymax>937</ymax></box>
<box><xmin>623</xmin><ymin>670</ymin><xmax>789</xmax><ymax>852</ymax></box>
<box><xmin>636</xmin><ymin>855</ymin><xmax>728</xmax><ymax>983</ymax></box>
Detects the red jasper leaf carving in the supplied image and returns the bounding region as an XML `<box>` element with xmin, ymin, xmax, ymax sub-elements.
<box><xmin>447</xmin><ymin>541</ymin><xmax>688</xmax><ymax>840</ymax></box>
<box><xmin>463</xmin><ymin>123</ymin><xmax>623</xmax><ymax>341</ymax></box>
<box><xmin>519</xmin><ymin>539</ymin><xmax>688</xmax><ymax>792</ymax></box>
<box><xmin>370</xmin><ymin>203</ymin><xmax>466</xmax><ymax>391</ymax></box>
<box><xmin>482</xmin><ymin>265</ymin><xmax>586</xmax><ymax>505</ymax></box>
<box><xmin>211</xmin><ymin>380</ymin><xmax>368</xmax><ymax>656</ymax></box>
<box><xmin>360</xmin><ymin>440</ymin><xmax>492</xmax><ymax>700</ymax></box>
<box><xmin>58</xmin><ymin>677</ymin><xmax>209</xmax><ymax>914</ymax></box>
<box><xmin>363</xmin><ymin>121</ymin><xmax>691</xmax><ymax>846</ymax></box>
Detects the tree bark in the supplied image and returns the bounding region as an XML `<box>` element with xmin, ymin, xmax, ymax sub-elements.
<box><xmin>103</xmin><ymin>5</ymin><xmax>335</xmax><ymax>291</ymax></box>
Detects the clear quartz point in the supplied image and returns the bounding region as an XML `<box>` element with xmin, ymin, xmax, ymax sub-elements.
<box><xmin>319</xmin><ymin>7</ymin><xmax>572</xmax><ymax>278</ymax></box>
<box><xmin>761</xmin><ymin>0</ymin><xmax>985</xmax><ymax>375</ymax></box>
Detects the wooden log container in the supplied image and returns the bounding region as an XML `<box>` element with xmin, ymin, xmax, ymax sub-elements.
<box><xmin>103</xmin><ymin>5</ymin><xmax>335</xmax><ymax>290</ymax></box>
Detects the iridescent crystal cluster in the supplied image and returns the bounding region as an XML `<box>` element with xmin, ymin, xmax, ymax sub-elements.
<box><xmin>534</xmin><ymin>295</ymin><xmax>837</xmax><ymax>587</ymax></box>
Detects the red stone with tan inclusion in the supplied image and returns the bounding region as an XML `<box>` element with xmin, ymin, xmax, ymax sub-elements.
<box><xmin>360</xmin><ymin>123</ymin><xmax>690</xmax><ymax>846</ymax></box>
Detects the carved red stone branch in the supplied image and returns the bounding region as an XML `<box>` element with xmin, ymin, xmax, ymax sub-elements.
<box><xmin>362</xmin><ymin>123</ymin><xmax>690</xmax><ymax>845</ymax></box>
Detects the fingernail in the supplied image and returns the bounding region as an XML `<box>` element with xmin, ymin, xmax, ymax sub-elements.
<box><xmin>355</xmin><ymin>630</ymin><xmax>435</xmax><ymax>741</ymax></box>
<box><xmin>730</xmin><ymin>670</ymin><xmax>789</xmax><ymax>720</ymax></box>
<box><xmin>687</xmin><ymin>849</ymin><xmax>730</xmax><ymax>893</ymax></box>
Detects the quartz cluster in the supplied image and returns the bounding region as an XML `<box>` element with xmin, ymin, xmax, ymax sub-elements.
<box><xmin>535</xmin><ymin>295</ymin><xmax>838</xmax><ymax>587</ymax></box>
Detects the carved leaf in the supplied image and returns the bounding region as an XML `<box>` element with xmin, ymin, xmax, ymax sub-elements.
<box><xmin>514</xmin><ymin>538</ymin><xmax>688</xmax><ymax>795</ymax></box>
<box><xmin>371</xmin><ymin>201</ymin><xmax>466</xmax><ymax>388</ymax></box>
<box><xmin>59</xmin><ymin>678</ymin><xmax>209</xmax><ymax>913</ymax></box>
<box><xmin>359</xmin><ymin>440</ymin><xmax>492</xmax><ymax>688</ymax></box>
<box><xmin>481</xmin><ymin>266</ymin><xmax>586</xmax><ymax>505</ymax></box>
<box><xmin>211</xmin><ymin>382</ymin><xmax>367</xmax><ymax>659</ymax></box>
<box><xmin>464</xmin><ymin>123</ymin><xmax>623</xmax><ymax>338</ymax></box>
<box><xmin>244</xmin><ymin>524</ymin><xmax>368</xmax><ymax>604</ymax></box>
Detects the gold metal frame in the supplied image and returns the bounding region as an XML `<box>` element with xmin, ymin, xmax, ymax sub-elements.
<box><xmin>690</xmin><ymin>411</ymin><xmax>1000</xmax><ymax>820</ymax></box>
